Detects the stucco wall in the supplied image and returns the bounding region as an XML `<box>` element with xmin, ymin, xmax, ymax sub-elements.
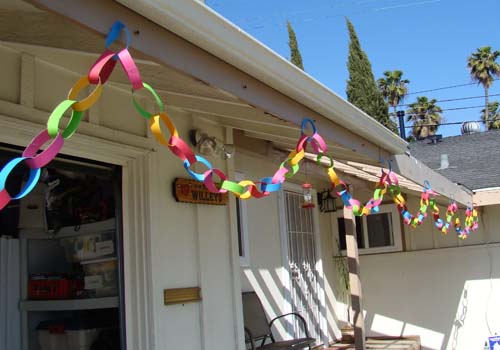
<box><xmin>235</xmin><ymin>147</ymin><xmax>341</xmax><ymax>343</ymax></box>
<box><xmin>355</xmin><ymin>192</ymin><xmax>500</xmax><ymax>350</ymax></box>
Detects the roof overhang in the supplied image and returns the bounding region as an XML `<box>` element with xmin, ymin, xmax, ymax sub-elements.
<box><xmin>473</xmin><ymin>187</ymin><xmax>500</xmax><ymax>206</ymax></box>
<box><xmin>21</xmin><ymin>0</ymin><xmax>473</xmax><ymax>204</ymax></box>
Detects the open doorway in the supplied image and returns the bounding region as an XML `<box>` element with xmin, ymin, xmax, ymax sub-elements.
<box><xmin>0</xmin><ymin>145</ymin><xmax>125</xmax><ymax>350</ymax></box>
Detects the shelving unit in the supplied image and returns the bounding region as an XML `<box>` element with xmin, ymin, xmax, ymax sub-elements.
<box><xmin>19</xmin><ymin>219</ymin><xmax>116</xmax><ymax>240</ymax></box>
<box><xmin>20</xmin><ymin>297</ymin><xmax>119</xmax><ymax>311</ymax></box>
<box><xmin>20</xmin><ymin>218</ymin><xmax>121</xmax><ymax>350</ymax></box>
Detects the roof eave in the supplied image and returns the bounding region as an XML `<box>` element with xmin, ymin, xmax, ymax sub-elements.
<box><xmin>115</xmin><ymin>0</ymin><xmax>408</xmax><ymax>156</ymax></box>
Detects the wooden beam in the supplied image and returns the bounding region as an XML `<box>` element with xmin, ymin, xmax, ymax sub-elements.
<box><xmin>344</xmin><ymin>207</ymin><xmax>366</xmax><ymax>350</ymax></box>
<box><xmin>25</xmin><ymin>0</ymin><xmax>394</xmax><ymax>164</ymax></box>
<box><xmin>473</xmin><ymin>189</ymin><xmax>500</xmax><ymax>206</ymax></box>
<box><xmin>390</xmin><ymin>153</ymin><xmax>473</xmax><ymax>205</ymax></box>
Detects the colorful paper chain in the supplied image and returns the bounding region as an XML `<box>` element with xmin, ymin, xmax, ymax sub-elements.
<box><xmin>0</xmin><ymin>21</ymin><xmax>479</xmax><ymax>239</ymax></box>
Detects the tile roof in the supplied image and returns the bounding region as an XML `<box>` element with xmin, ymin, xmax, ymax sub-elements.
<box><xmin>409</xmin><ymin>130</ymin><xmax>500</xmax><ymax>190</ymax></box>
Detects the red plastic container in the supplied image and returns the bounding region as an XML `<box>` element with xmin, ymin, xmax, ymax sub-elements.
<box><xmin>28</xmin><ymin>278</ymin><xmax>83</xmax><ymax>300</ymax></box>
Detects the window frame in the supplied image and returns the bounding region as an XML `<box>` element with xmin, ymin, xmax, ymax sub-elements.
<box><xmin>235</xmin><ymin>172</ymin><xmax>250</xmax><ymax>266</ymax></box>
<box><xmin>333</xmin><ymin>204</ymin><xmax>403</xmax><ymax>255</ymax></box>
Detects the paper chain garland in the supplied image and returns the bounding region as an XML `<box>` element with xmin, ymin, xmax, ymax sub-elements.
<box><xmin>0</xmin><ymin>21</ymin><xmax>479</xmax><ymax>239</ymax></box>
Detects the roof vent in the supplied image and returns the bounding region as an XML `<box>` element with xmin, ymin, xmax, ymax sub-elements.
<box><xmin>461</xmin><ymin>121</ymin><xmax>481</xmax><ymax>135</ymax></box>
<box><xmin>439</xmin><ymin>153</ymin><xmax>449</xmax><ymax>169</ymax></box>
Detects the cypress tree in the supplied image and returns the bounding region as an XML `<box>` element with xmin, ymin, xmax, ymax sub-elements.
<box><xmin>287</xmin><ymin>20</ymin><xmax>304</xmax><ymax>70</ymax></box>
<box><xmin>345</xmin><ymin>18</ymin><xmax>396</xmax><ymax>132</ymax></box>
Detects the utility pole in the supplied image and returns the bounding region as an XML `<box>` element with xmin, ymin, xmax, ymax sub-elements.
<box><xmin>396</xmin><ymin>110</ymin><xmax>406</xmax><ymax>139</ymax></box>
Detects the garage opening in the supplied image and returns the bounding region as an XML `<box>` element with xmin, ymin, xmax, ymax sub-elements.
<box><xmin>0</xmin><ymin>145</ymin><xmax>126</xmax><ymax>350</ymax></box>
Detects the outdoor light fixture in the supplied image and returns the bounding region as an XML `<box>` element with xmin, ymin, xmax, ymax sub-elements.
<box><xmin>317</xmin><ymin>188</ymin><xmax>337</xmax><ymax>213</ymax></box>
<box><xmin>189</xmin><ymin>129</ymin><xmax>235</xmax><ymax>160</ymax></box>
<box><xmin>302</xmin><ymin>183</ymin><xmax>315</xmax><ymax>209</ymax></box>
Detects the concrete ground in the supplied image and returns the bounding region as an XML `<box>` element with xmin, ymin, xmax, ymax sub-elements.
<box><xmin>323</xmin><ymin>336</ymin><xmax>421</xmax><ymax>350</ymax></box>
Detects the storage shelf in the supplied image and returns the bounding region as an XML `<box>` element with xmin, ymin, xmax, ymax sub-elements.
<box><xmin>20</xmin><ymin>296</ymin><xmax>119</xmax><ymax>311</ymax></box>
<box><xmin>19</xmin><ymin>218</ymin><xmax>116</xmax><ymax>240</ymax></box>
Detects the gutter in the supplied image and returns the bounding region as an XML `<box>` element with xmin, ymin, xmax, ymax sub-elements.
<box><xmin>115</xmin><ymin>0</ymin><xmax>408</xmax><ymax>156</ymax></box>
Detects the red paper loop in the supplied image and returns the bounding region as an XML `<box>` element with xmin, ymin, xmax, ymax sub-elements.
<box><xmin>88</xmin><ymin>50</ymin><xmax>118</xmax><ymax>85</ymax></box>
<box><xmin>0</xmin><ymin>189</ymin><xmax>11</xmax><ymax>211</ymax></box>
<box><xmin>168</xmin><ymin>136</ymin><xmax>196</xmax><ymax>165</ymax></box>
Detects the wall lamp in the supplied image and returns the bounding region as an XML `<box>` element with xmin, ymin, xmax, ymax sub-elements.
<box><xmin>189</xmin><ymin>129</ymin><xmax>236</xmax><ymax>160</ymax></box>
<box><xmin>317</xmin><ymin>188</ymin><xmax>337</xmax><ymax>213</ymax></box>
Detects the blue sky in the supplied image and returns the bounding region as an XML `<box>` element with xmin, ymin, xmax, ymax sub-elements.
<box><xmin>206</xmin><ymin>0</ymin><xmax>500</xmax><ymax>137</ymax></box>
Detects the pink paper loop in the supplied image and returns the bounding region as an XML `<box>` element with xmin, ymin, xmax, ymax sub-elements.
<box><xmin>204</xmin><ymin>169</ymin><xmax>228</xmax><ymax>193</ymax></box>
<box><xmin>271</xmin><ymin>167</ymin><xmax>288</xmax><ymax>184</ymax></box>
<box><xmin>23</xmin><ymin>129</ymin><xmax>64</xmax><ymax>169</ymax></box>
<box><xmin>311</xmin><ymin>133</ymin><xmax>327</xmax><ymax>153</ymax></box>
<box><xmin>117</xmin><ymin>49</ymin><xmax>143</xmax><ymax>91</ymax></box>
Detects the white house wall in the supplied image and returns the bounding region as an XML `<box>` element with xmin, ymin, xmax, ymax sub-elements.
<box><xmin>329</xmin><ymin>184</ymin><xmax>500</xmax><ymax>350</ymax></box>
<box><xmin>360</xmin><ymin>239</ymin><xmax>500</xmax><ymax>350</ymax></box>
<box><xmin>0</xmin><ymin>43</ymin><xmax>238</xmax><ymax>350</ymax></box>
<box><xmin>235</xmin><ymin>149</ymin><xmax>341</xmax><ymax>343</ymax></box>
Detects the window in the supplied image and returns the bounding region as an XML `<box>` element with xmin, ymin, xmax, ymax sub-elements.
<box><xmin>235</xmin><ymin>172</ymin><xmax>250</xmax><ymax>266</ymax></box>
<box><xmin>335</xmin><ymin>204</ymin><xmax>402</xmax><ymax>254</ymax></box>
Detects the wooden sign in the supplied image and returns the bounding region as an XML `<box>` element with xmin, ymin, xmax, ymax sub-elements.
<box><xmin>173</xmin><ymin>178</ymin><xmax>228</xmax><ymax>205</ymax></box>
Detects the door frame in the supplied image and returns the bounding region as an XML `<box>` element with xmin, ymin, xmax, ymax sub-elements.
<box><xmin>0</xmin><ymin>113</ymin><xmax>155</xmax><ymax>350</ymax></box>
<box><xmin>277</xmin><ymin>181</ymin><xmax>328</xmax><ymax>346</ymax></box>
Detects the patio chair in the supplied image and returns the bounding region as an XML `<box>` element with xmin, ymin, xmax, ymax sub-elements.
<box><xmin>242</xmin><ymin>291</ymin><xmax>315</xmax><ymax>350</ymax></box>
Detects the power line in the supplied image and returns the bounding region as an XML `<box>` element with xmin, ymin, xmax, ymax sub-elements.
<box><xmin>220</xmin><ymin>0</ymin><xmax>442</xmax><ymax>30</ymax></box>
<box><xmin>400</xmin><ymin>93</ymin><xmax>500</xmax><ymax>107</ymax></box>
<box><xmin>391</xmin><ymin>104</ymin><xmax>484</xmax><ymax>117</ymax></box>
<box><xmin>404</xmin><ymin>118</ymin><xmax>499</xmax><ymax>128</ymax></box>
<box><xmin>406</xmin><ymin>79</ymin><xmax>500</xmax><ymax>95</ymax></box>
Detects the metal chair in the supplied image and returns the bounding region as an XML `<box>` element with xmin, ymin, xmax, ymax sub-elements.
<box><xmin>242</xmin><ymin>291</ymin><xmax>315</xmax><ymax>350</ymax></box>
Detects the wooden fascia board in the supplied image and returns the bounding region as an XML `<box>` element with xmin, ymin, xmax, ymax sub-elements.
<box><xmin>389</xmin><ymin>154</ymin><xmax>473</xmax><ymax>205</ymax></box>
<box><xmin>26</xmin><ymin>0</ymin><xmax>394</xmax><ymax>164</ymax></box>
<box><xmin>473</xmin><ymin>189</ymin><xmax>500</xmax><ymax>206</ymax></box>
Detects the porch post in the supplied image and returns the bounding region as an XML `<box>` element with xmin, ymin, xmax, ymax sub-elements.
<box><xmin>343</xmin><ymin>207</ymin><xmax>366</xmax><ymax>350</ymax></box>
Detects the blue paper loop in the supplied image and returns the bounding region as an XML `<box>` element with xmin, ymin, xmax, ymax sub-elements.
<box><xmin>0</xmin><ymin>157</ymin><xmax>41</xmax><ymax>200</ymax></box>
<box><xmin>105</xmin><ymin>21</ymin><xmax>131</xmax><ymax>53</ymax></box>
<box><xmin>423</xmin><ymin>180</ymin><xmax>432</xmax><ymax>191</ymax></box>
<box><xmin>183</xmin><ymin>155</ymin><xmax>213</xmax><ymax>182</ymax></box>
<box><xmin>300</xmin><ymin>118</ymin><xmax>317</xmax><ymax>139</ymax></box>
<box><xmin>259</xmin><ymin>177</ymin><xmax>281</xmax><ymax>193</ymax></box>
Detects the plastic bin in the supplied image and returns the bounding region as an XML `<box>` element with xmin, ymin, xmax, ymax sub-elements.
<box><xmin>60</xmin><ymin>231</ymin><xmax>115</xmax><ymax>262</ymax></box>
<box><xmin>81</xmin><ymin>257</ymin><xmax>118</xmax><ymax>297</ymax></box>
<box><xmin>37</xmin><ymin>319</ymin><xmax>100</xmax><ymax>350</ymax></box>
<box><xmin>28</xmin><ymin>276</ymin><xmax>83</xmax><ymax>300</ymax></box>
<box><xmin>67</xmin><ymin>329</ymin><xmax>100</xmax><ymax>350</ymax></box>
<box><xmin>38</xmin><ymin>330</ymin><xmax>67</xmax><ymax>350</ymax></box>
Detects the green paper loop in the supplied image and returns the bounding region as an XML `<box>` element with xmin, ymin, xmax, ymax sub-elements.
<box><xmin>221</xmin><ymin>180</ymin><xmax>245</xmax><ymax>194</ymax></box>
<box><xmin>132</xmin><ymin>82</ymin><xmax>164</xmax><ymax>119</ymax></box>
<box><xmin>47</xmin><ymin>100</ymin><xmax>83</xmax><ymax>139</ymax></box>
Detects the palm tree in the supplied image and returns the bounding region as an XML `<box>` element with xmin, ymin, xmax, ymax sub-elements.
<box><xmin>481</xmin><ymin>101</ymin><xmax>500</xmax><ymax>130</ymax></box>
<box><xmin>377</xmin><ymin>70</ymin><xmax>410</xmax><ymax>121</ymax></box>
<box><xmin>467</xmin><ymin>46</ymin><xmax>500</xmax><ymax>117</ymax></box>
<box><xmin>406</xmin><ymin>96</ymin><xmax>443</xmax><ymax>139</ymax></box>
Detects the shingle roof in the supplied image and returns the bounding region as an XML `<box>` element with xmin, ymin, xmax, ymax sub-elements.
<box><xmin>409</xmin><ymin>130</ymin><xmax>500</xmax><ymax>191</ymax></box>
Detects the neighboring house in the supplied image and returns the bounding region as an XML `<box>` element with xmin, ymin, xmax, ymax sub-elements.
<box><xmin>351</xmin><ymin>132</ymin><xmax>500</xmax><ymax>350</ymax></box>
<box><xmin>0</xmin><ymin>1</ymin><xmax>477</xmax><ymax>350</ymax></box>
